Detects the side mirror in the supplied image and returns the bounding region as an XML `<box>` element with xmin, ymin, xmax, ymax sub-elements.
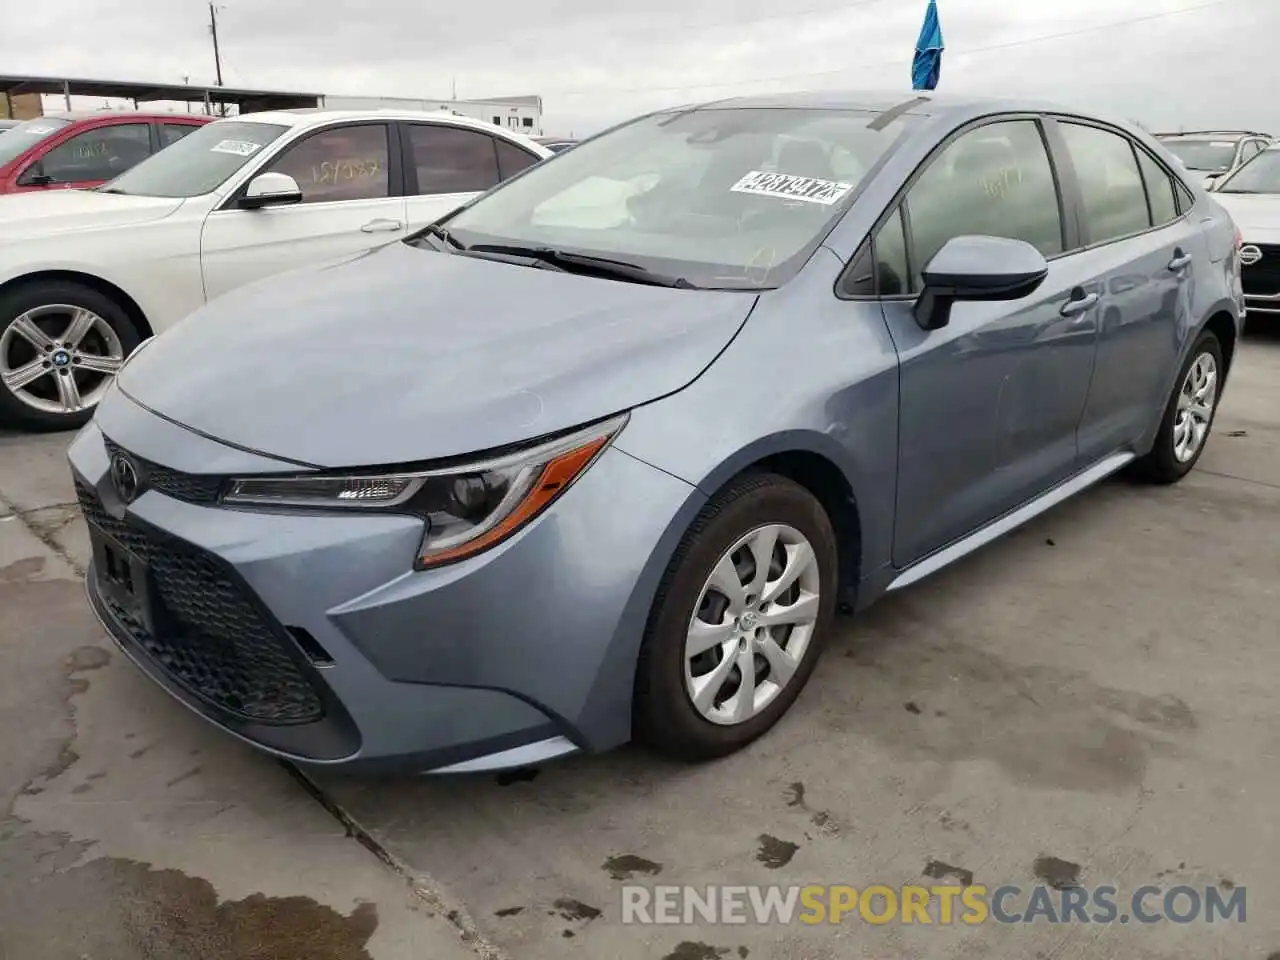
<box><xmin>240</xmin><ymin>172</ymin><xmax>303</xmax><ymax>210</ymax></box>
<box><xmin>913</xmin><ymin>235</ymin><xmax>1049</xmax><ymax>331</ymax></box>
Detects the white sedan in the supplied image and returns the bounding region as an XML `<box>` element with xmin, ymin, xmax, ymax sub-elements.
<box><xmin>0</xmin><ymin>109</ymin><xmax>551</xmax><ymax>430</ymax></box>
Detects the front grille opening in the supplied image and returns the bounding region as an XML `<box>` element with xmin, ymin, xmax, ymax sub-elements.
<box><xmin>288</xmin><ymin>627</ymin><xmax>335</xmax><ymax>666</ymax></box>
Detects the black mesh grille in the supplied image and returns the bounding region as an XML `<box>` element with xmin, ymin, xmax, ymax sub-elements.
<box><xmin>1242</xmin><ymin>244</ymin><xmax>1280</xmax><ymax>297</ymax></box>
<box><xmin>102</xmin><ymin>437</ymin><xmax>225</xmax><ymax>504</ymax></box>
<box><xmin>77</xmin><ymin>481</ymin><xmax>325</xmax><ymax>725</ymax></box>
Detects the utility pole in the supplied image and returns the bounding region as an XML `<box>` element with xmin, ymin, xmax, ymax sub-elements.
<box><xmin>208</xmin><ymin>2</ymin><xmax>226</xmax><ymax>116</ymax></box>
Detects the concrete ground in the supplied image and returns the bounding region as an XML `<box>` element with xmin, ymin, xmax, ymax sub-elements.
<box><xmin>1</xmin><ymin>333</ymin><xmax>1278</xmax><ymax>959</ymax></box>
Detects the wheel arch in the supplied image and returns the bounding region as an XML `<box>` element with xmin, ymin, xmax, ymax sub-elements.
<box><xmin>0</xmin><ymin>270</ymin><xmax>154</xmax><ymax>340</ymax></box>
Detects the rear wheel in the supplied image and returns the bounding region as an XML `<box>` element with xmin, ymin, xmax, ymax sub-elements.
<box><xmin>1133</xmin><ymin>329</ymin><xmax>1223</xmax><ymax>484</ymax></box>
<box><xmin>0</xmin><ymin>280</ymin><xmax>140</xmax><ymax>431</ymax></box>
<box><xmin>633</xmin><ymin>472</ymin><xmax>838</xmax><ymax>760</ymax></box>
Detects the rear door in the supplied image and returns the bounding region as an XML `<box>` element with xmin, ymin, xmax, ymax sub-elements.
<box><xmin>14</xmin><ymin>119</ymin><xmax>152</xmax><ymax>191</ymax></box>
<box><xmin>864</xmin><ymin>116</ymin><xmax>1103</xmax><ymax>566</ymax></box>
<box><xmin>199</xmin><ymin>121</ymin><xmax>408</xmax><ymax>303</ymax></box>
<box><xmin>400</xmin><ymin>123</ymin><xmax>541</xmax><ymax>231</ymax></box>
<box><xmin>1049</xmin><ymin>119</ymin><xmax>1200</xmax><ymax>461</ymax></box>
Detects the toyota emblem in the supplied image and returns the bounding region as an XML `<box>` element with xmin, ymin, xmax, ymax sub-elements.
<box><xmin>1239</xmin><ymin>244</ymin><xmax>1263</xmax><ymax>266</ymax></box>
<box><xmin>110</xmin><ymin>453</ymin><xmax>140</xmax><ymax>504</ymax></box>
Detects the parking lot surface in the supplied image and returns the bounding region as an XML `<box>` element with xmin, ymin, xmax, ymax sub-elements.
<box><xmin>2</xmin><ymin>334</ymin><xmax>1278</xmax><ymax>959</ymax></box>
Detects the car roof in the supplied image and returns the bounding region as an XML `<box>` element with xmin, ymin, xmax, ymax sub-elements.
<box><xmin>666</xmin><ymin>89</ymin><xmax>1079</xmax><ymax>120</ymax></box>
<box><xmin>222</xmin><ymin>108</ymin><xmax>549</xmax><ymax>151</ymax></box>
<box><xmin>34</xmin><ymin>110</ymin><xmax>213</xmax><ymax>123</ymax></box>
<box><xmin>1157</xmin><ymin>131</ymin><xmax>1268</xmax><ymax>140</ymax></box>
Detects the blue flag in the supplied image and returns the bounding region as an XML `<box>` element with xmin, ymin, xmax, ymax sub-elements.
<box><xmin>911</xmin><ymin>0</ymin><xmax>944</xmax><ymax>91</ymax></box>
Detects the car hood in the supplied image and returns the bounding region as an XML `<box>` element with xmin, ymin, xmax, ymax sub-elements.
<box><xmin>0</xmin><ymin>189</ymin><xmax>183</xmax><ymax>239</ymax></box>
<box><xmin>117</xmin><ymin>241</ymin><xmax>757</xmax><ymax>469</ymax></box>
<box><xmin>1214</xmin><ymin>193</ymin><xmax>1280</xmax><ymax>243</ymax></box>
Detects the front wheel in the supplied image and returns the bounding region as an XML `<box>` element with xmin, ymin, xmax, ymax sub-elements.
<box><xmin>0</xmin><ymin>280</ymin><xmax>140</xmax><ymax>431</ymax></box>
<box><xmin>633</xmin><ymin>472</ymin><xmax>838</xmax><ymax>761</ymax></box>
<box><xmin>1133</xmin><ymin>329</ymin><xmax>1224</xmax><ymax>484</ymax></box>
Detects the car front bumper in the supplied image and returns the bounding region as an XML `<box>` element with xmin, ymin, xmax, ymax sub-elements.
<box><xmin>68</xmin><ymin>391</ymin><xmax>698</xmax><ymax>774</ymax></box>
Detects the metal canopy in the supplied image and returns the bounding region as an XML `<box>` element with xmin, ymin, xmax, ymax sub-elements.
<box><xmin>0</xmin><ymin>73</ymin><xmax>321</xmax><ymax>112</ymax></box>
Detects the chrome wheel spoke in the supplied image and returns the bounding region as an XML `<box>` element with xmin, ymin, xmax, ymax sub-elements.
<box><xmin>10</xmin><ymin>315</ymin><xmax>55</xmax><ymax>351</ymax></box>
<box><xmin>687</xmin><ymin>617</ymin><xmax>735</xmax><ymax>658</ymax></box>
<box><xmin>726</xmin><ymin>646</ymin><xmax>757</xmax><ymax>723</ymax></box>
<box><xmin>758</xmin><ymin>635</ymin><xmax>799</xmax><ymax>688</ymax></box>
<box><xmin>54</xmin><ymin>372</ymin><xmax>83</xmax><ymax>412</ymax></box>
<box><xmin>761</xmin><ymin>541</ymin><xmax>815</xmax><ymax>604</ymax></box>
<box><xmin>691</xmin><ymin>647</ymin><xmax>740</xmax><ymax>715</ymax></box>
<box><xmin>1</xmin><ymin>358</ymin><xmax>51</xmax><ymax>392</ymax></box>
<box><xmin>744</xmin><ymin>525</ymin><xmax>779</xmax><ymax>599</ymax></box>
<box><xmin>708</xmin><ymin>554</ymin><xmax>748</xmax><ymax>614</ymax></box>
<box><xmin>760</xmin><ymin>590</ymin><xmax>820</xmax><ymax>628</ymax></box>
<box><xmin>75</xmin><ymin>353</ymin><xmax>123</xmax><ymax>376</ymax></box>
<box><xmin>61</xmin><ymin>309</ymin><xmax>97</xmax><ymax>349</ymax></box>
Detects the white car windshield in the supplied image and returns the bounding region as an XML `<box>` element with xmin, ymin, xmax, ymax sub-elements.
<box><xmin>437</xmin><ymin>105</ymin><xmax>917</xmax><ymax>289</ymax></box>
<box><xmin>0</xmin><ymin>117</ymin><xmax>73</xmax><ymax>167</ymax></box>
<box><xmin>100</xmin><ymin>120</ymin><xmax>290</xmax><ymax>198</ymax></box>
<box><xmin>1216</xmin><ymin>149</ymin><xmax>1280</xmax><ymax>193</ymax></box>
<box><xmin>1161</xmin><ymin>139</ymin><xmax>1237</xmax><ymax>173</ymax></box>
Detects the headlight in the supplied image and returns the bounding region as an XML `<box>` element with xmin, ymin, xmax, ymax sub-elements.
<box><xmin>222</xmin><ymin>413</ymin><xmax>628</xmax><ymax>569</ymax></box>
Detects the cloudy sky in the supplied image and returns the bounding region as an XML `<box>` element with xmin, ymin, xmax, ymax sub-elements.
<box><xmin>0</xmin><ymin>0</ymin><xmax>1271</xmax><ymax>136</ymax></box>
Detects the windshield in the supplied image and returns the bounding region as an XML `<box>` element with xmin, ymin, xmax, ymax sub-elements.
<box><xmin>436</xmin><ymin>105</ymin><xmax>917</xmax><ymax>289</ymax></box>
<box><xmin>102</xmin><ymin>120</ymin><xmax>290</xmax><ymax>198</ymax></box>
<box><xmin>0</xmin><ymin>117</ymin><xmax>72</xmax><ymax>167</ymax></box>
<box><xmin>1161</xmin><ymin>139</ymin><xmax>1238</xmax><ymax>172</ymax></box>
<box><xmin>1216</xmin><ymin>149</ymin><xmax>1280</xmax><ymax>193</ymax></box>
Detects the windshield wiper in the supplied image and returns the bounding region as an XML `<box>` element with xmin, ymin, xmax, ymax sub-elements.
<box><xmin>462</xmin><ymin>244</ymin><xmax>697</xmax><ymax>288</ymax></box>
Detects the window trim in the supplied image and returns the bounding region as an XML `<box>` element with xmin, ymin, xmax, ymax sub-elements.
<box><xmin>399</xmin><ymin>121</ymin><xmax>540</xmax><ymax>197</ymax></box>
<box><xmin>17</xmin><ymin>119</ymin><xmax>153</xmax><ymax>186</ymax></box>
<box><xmin>216</xmin><ymin>120</ymin><xmax>402</xmax><ymax>211</ymax></box>
<box><xmin>836</xmin><ymin>112</ymin><xmax>1070</xmax><ymax>302</ymax></box>
<box><xmin>1132</xmin><ymin>142</ymin><xmax>1180</xmax><ymax>229</ymax></box>
<box><xmin>1047</xmin><ymin>115</ymin><xmax>1195</xmax><ymax>253</ymax></box>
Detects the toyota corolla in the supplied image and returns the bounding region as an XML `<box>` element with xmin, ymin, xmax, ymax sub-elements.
<box><xmin>68</xmin><ymin>92</ymin><xmax>1242</xmax><ymax>774</ymax></box>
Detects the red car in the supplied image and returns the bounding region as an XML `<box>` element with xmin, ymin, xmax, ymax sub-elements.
<box><xmin>0</xmin><ymin>111</ymin><xmax>212</xmax><ymax>194</ymax></box>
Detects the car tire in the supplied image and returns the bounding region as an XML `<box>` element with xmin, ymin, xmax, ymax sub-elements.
<box><xmin>633</xmin><ymin>471</ymin><xmax>839</xmax><ymax>761</ymax></box>
<box><xmin>0</xmin><ymin>280</ymin><xmax>140</xmax><ymax>432</ymax></box>
<box><xmin>1133</xmin><ymin>328</ymin><xmax>1224</xmax><ymax>484</ymax></box>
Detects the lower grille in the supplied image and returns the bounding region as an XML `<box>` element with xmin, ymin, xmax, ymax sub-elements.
<box><xmin>1241</xmin><ymin>244</ymin><xmax>1280</xmax><ymax>297</ymax></box>
<box><xmin>77</xmin><ymin>481</ymin><xmax>325</xmax><ymax>725</ymax></box>
<box><xmin>102</xmin><ymin>436</ymin><xmax>225</xmax><ymax>505</ymax></box>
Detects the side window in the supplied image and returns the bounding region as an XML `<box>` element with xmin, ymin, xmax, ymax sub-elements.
<box><xmin>406</xmin><ymin>125</ymin><xmax>501</xmax><ymax>194</ymax></box>
<box><xmin>32</xmin><ymin>123</ymin><xmax>151</xmax><ymax>182</ymax></box>
<box><xmin>1058</xmin><ymin>123</ymin><xmax>1150</xmax><ymax>244</ymax></box>
<box><xmin>494</xmin><ymin>137</ymin><xmax>540</xmax><ymax>180</ymax></box>
<box><xmin>1134</xmin><ymin>148</ymin><xmax>1179</xmax><ymax>227</ymax></box>
<box><xmin>266</xmin><ymin>124</ymin><xmax>390</xmax><ymax>204</ymax></box>
<box><xmin>161</xmin><ymin>123</ymin><xmax>199</xmax><ymax>147</ymax></box>
<box><xmin>842</xmin><ymin>206</ymin><xmax>910</xmax><ymax>297</ymax></box>
<box><xmin>905</xmin><ymin>119</ymin><xmax>1063</xmax><ymax>288</ymax></box>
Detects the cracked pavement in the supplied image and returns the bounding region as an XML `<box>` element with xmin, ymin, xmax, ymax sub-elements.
<box><xmin>1</xmin><ymin>332</ymin><xmax>1278</xmax><ymax>959</ymax></box>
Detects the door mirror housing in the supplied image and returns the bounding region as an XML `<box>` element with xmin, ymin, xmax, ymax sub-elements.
<box><xmin>913</xmin><ymin>235</ymin><xmax>1049</xmax><ymax>331</ymax></box>
<box><xmin>240</xmin><ymin>172</ymin><xmax>303</xmax><ymax>209</ymax></box>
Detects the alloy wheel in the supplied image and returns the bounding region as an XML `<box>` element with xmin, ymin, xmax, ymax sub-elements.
<box><xmin>1172</xmin><ymin>351</ymin><xmax>1218</xmax><ymax>463</ymax></box>
<box><xmin>0</xmin><ymin>304</ymin><xmax>124</xmax><ymax>415</ymax></box>
<box><xmin>683</xmin><ymin>523</ymin><xmax>821</xmax><ymax>726</ymax></box>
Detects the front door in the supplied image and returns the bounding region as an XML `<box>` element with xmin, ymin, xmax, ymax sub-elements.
<box><xmin>875</xmin><ymin>117</ymin><xmax>1101</xmax><ymax>567</ymax></box>
<box><xmin>199</xmin><ymin>122</ymin><xmax>407</xmax><ymax>304</ymax></box>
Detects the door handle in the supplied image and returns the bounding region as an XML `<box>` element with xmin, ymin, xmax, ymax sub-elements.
<box><xmin>1059</xmin><ymin>292</ymin><xmax>1098</xmax><ymax>317</ymax></box>
<box><xmin>360</xmin><ymin>218</ymin><xmax>404</xmax><ymax>233</ymax></box>
<box><xmin>1168</xmin><ymin>250</ymin><xmax>1193</xmax><ymax>271</ymax></box>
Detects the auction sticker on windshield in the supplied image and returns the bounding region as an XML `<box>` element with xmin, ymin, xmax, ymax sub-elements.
<box><xmin>731</xmin><ymin>170</ymin><xmax>854</xmax><ymax>205</ymax></box>
<box><xmin>210</xmin><ymin>139</ymin><xmax>264</xmax><ymax>157</ymax></box>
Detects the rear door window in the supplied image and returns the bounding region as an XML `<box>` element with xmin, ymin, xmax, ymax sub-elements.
<box><xmin>1058</xmin><ymin>122</ymin><xmax>1151</xmax><ymax>245</ymax></box>
<box><xmin>405</xmin><ymin>124</ymin><xmax>502</xmax><ymax>194</ymax></box>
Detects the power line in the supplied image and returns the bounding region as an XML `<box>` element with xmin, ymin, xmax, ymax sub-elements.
<box><xmin>542</xmin><ymin>0</ymin><xmax>1248</xmax><ymax>99</ymax></box>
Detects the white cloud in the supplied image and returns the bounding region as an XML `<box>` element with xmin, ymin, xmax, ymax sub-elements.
<box><xmin>0</xmin><ymin>0</ymin><xmax>1271</xmax><ymax>136</ymax></box>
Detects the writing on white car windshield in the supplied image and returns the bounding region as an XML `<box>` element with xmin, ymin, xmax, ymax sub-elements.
<box><xmin>1161</xmin><ymin>139</ymin><xmax>1237</xmax><ymax>173</ymax></box>
<box><xmin>435</xmin><ymin>103</ymin><xmax>918</xmax><ymax>290</ymax></box>
<box><xmin>100</xmin><ymin>120</ymin><xmax>290</xmax><ymax>198</ymax></box>
<box><xmin>0</xmin><ymin>117</ymin><xmax>73</xmax><ymax>167</ymax></box>
<box><xmin>1215</xmin><ymin>148</ymin><xmax>1280</xmax><ymax>193</ymax></box>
